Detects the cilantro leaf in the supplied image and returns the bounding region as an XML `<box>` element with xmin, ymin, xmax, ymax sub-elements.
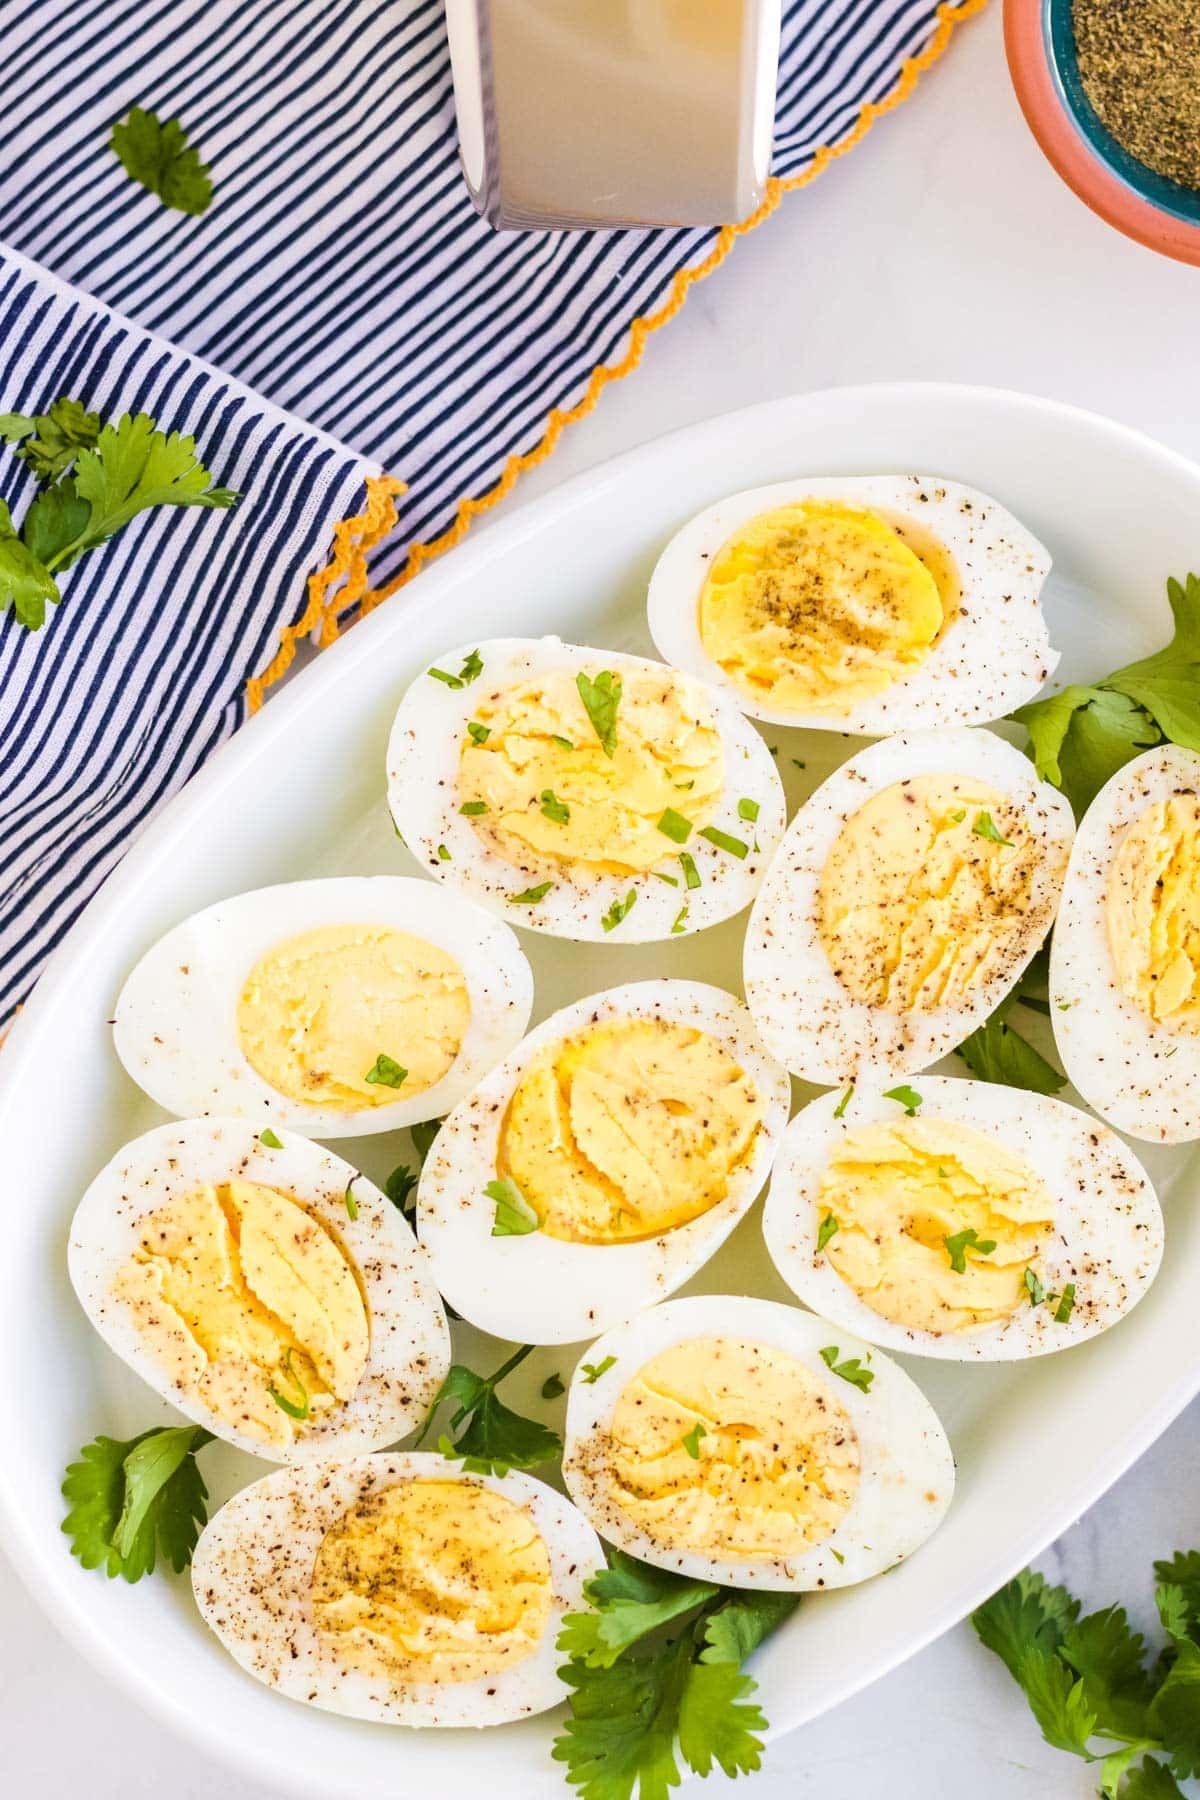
<box><xmin>62</xmin><ymin>1424</ymin><xmax>212</xmax><ymax>1581</ymax></box>
<box><xmin>883</xmin><ymin>1084</ymin><xmax>922</xmax><ymax>1115</ymax></box>
<box><xmin>1061</xmin><ymin>1606</ymin><xmax>1155</xmax><ymax>1741</ymax></box>
<box><xmin>944</xmin><ymin>1227</ymin><xmax>997</xmax><ymax>1273</ymax></box>
<box><xmin>0</xmin><ymin>398</ymin><xmax>101</xmax><ymax>485</ymax></box>
<box><xmin>819</xmin><ymin>1345</ymin><xmax>874</xmax><ymax>1391</ymax></box>
<box><xmin>384</xmin><ymin>1162</ymin><xmax>417</xmax><ymax>1222</ymax></box>
<box><xmin>1016</xmin><ymin>1644</ymin><xmax>1098</xmax><ymax>1755</ymax></box>
<box><xmin>541</xmin><ymin>788</ymin><xmax>570</xmax><ymax>825</ymax></box>
<box><xmin>601</xmin><ymin>890</ymin><xmax>637</xmax><ymax>933</ymax></box>
<box><xmin>1121</xmin><ymin>1759</ymin><xmax>1187</xmax><ymax>1798</ymax></box>
<box><xmin>541</xmin><ymin>1373</ymin><xmax>565</xmax><ymax>1401</ymax></box>
<box><xmin>1155</xmin><ymin>1554</ymin><xmax>1200</xmax><ymax>1643</ymax></box>
<box><xmin>487</xmin><ymin>1175</ymin><xmax>539</xmax><ymax>1237</ymax></box>
<box><xmin>559</xmin><ymin>1553</ymin><xmax>720</xmax><ymax>1669</ymax></box>
<box><xmin>0</xmin><ymin>533</ymin><xmax>60</xmax><ymax>629</ymax></box>
<box><xmin>700</xmin><ymin>1592</ymin><xmax>799</xmax><ymax>1665</ymax></box>
<box><xmin>110</xmin><ymin>107</ymin><xmax>213</xmax><ymax>214</ymax></box>
<box><xmin>955</xmin><ymin>974</ymin><xmax>1068</xmax><ymax>1096</ymax></box>
<box><xmin>972</xmin><ymin>1568</ymin><xmax>1081</xmax><ymax>1682</ymax></box>
<box><xmin>577</xmin><ymin>670</ymin><xmax>622</xmax><ymax>757</ymax></box>
<box><xmin>411</xmin><ymin>1118</ymin><xmax>443</xmax><ymax>1161</ymax></box>
<box><xmin>816</xmin><ymin>1214</ymin><xmax>839</xmax><ymax>1253</ymax></box>
<box><xmin>555</xmin><ymin>1633</ymin><xmax>693</xmax><ymax>1800</ymax></box>
<box><xmin>414</xmin><ymin>1343</ymin><xmax>560</xmax><ymax>1476</ymax></box>
<box><xmin>68</xmin><ymin>415</ymin><xmax>237</xmax><ymax>557</ymax></box>
<box><xmin>1150</xmin><ymin>1640</ymin><xmax>1200</xmax><ymax>1779</ymax></box>
<box><xmin>677</xmin><ymin>1657</ymin><xmax>769</xmax><ymax>1781</ymax></box>
<box><xmin>364</xmin><ymin>1052</ymin><xmax>406</xmax><ymax>1088</ymax></box>
<box><xmin>581</xmin><ymin>1356</ymin><xmax>617</xmax><ymax>1384</ymax></box>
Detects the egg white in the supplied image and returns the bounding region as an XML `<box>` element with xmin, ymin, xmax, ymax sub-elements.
<box><xmin>1052</xmin><ymin>744</ymin><xmax>1200</xmax><ymax>1142</ymax></box>
<box><xmin>417</xmin><ymin>980</ymin><xmax>792</xmax><ymax>1344</ymax></box>
<box><xmin>743</xmin><ymin>727</ymin><xmax>1075</xmax><ymax>1084</ymax></box>
<box><xmin>191</xmin><ymin>1453</ymin><xmax>605</xmax><ymax>1726</ymax></box>
<box><xmin>561</xmin><ymin>1294</ymin><xmax>954</xmax><ymax>1591</ymax></box>
<box><xmin>68</xmin><ymin>1119</ymin><xmax>451</xmax><ymax>1462</ymax></box>
<box><xmin>646</xmin><ymin>474</ymin><xmax>1057</xmax><ymax>733</ymax></box>
<box><xmin>763</xmin><ymin>1076</ymin><xmax>1163</xmax><ymax>1359</ymax></box>
<box><xmin>385</xmin><ymin>637</ymin><xmax>785</xmax><ymax>942</ymax></box>
<box><xmin>111</xmin><ymin>877</ymin><xmax>533</xmax><ymax>1138</ymax></box>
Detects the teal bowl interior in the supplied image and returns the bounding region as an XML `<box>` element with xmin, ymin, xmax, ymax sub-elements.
<box><xmin>1045</xmin><ymin>0</ymin><xmax>1200</xmax><ymax>226</ymax></box>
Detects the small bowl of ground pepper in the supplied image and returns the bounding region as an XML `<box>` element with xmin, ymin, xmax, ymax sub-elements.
<box><xmin>1005</xmin><ymin>0</ymin><xmax>1200</xmax><ymax>265</ymax></box>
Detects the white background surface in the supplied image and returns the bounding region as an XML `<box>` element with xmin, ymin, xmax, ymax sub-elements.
<box><xmin>5</xmin><ymin>6</ymin><xmax>1199</xmax><ymax>1795</ymax></box>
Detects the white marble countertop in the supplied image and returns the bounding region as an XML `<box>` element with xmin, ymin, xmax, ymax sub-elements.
<box><xmin>5</xmin><ymin>6</ymin><xmax>1200</xmax><ymax>1794</ymax></box>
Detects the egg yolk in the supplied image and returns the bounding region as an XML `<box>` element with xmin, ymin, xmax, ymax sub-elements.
<box><xmin>601</xmin><ymin>1337</ymin><xmax>859</xmax><ymax>1559</ymax></box>
<box><xmin>496</xmin><ymin>1017</ymin><xmax>765</xmax><ymax>1244</ymax></box>
<box><xmin>697</xmin><ymin>501</ymin><xmax>953</xmax><ymax>715</ymax></box>
<box><xmin>817</xmin><ymin>775</ymin><xmax>1041</xmax><ymax>1012</ymax></box>
<box><xmin>458</xmin><ymin>666</ymin><xmax>724</xmax><ymax>875</ymax></box>
<box><xmin>311</xmin><ymin>1478</ymin><xmax>553</xmax><ymax>1685</ymax></box>
<box><xmin>237</xmin><ymin>924</ymin><xmax>470</xmax><ymax>1111</ymax></box>
<box><xmin>820</xmin><ymin>1117</ymin><xmax>1052</xmax><ymax>1333</ymax></box>
<box><xmin>112</xmin><ymin>1178</ymin><xmax>369</xmax><ymax>1448</ymax></box>
<box><xmin>1106</xmin><ymin>793</ymin><xmax>1200</xmax><ymax>1031</ymax></box>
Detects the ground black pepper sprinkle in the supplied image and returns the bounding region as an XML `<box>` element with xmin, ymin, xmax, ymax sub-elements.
<box><xmin>1072</xmin><ymin>0</ymin><xmax>1200</xmax><ymax>191</ymax></box>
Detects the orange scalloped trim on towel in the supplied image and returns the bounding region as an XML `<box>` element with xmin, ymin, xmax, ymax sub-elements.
<box><xmin>251</xmin><ymin>0</ymin><xmax>987</xmax><ymax>707</ymax></box>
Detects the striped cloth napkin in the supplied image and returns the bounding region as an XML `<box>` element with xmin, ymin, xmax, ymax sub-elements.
<box><xmin>0</xmin><ymin>0</ymin><xmax>983</xmax><ymax>1020</ymax></box>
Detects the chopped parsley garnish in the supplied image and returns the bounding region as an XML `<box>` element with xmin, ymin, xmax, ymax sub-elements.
<box><xmin>679</xmin><ymin>850</ymin><xmax>701</xmax><ymax>889</ymax></box>
<box><xmin>819</xmin><ymin>1346</ymin><xmax>874</xmax><ymax>1392</ymax></box>
<box><xmin>268</xmin><ymin>1347</ymin><xmax>309</xmax><ymax>1420</ymax></box>
<box><xmin>460</xmin><ymin>800</ymin><xmax>488</xmax><ymax>815</ymax></box>
<box><xmin>652</xmin><ymin>868</ymin><xmax>679</xmax><ymax>885</ymax></box>
<box><xmin>344</xmin><ymin>1178</ymin><xmax>359</xmax><ymax>1221</ymax></box>
<box><xmin>576</xmin><ymin>669</ymin><xmax>622</xmax><ymax>757</ymax></box>
<box><xmin>973</xmin><ymin>810</ymin><xmax>1014</xmax><ymax>846</ymax></box>
<box><xmin>436</xmin><ymin>843</ymin><xmax>451</xmax><ymax>861</ymax></box>
<box><xmin>680</xmin><ymin>1422</ymin><xmax>707</xmax><ymax>1459</ymax></box>
<box><xmin>551</xmin><ymin>734</ymin><xmax>574</xmax><ymax>750</ymax></box>
<box><xmin>949</xmin><ymin>808</ymin><xmax>967</xmax><ymax>823</ymax></box>
<box><xmin>429</xmin><ymin>647</ymin><xmax>483</xmax><ymax>688</ymax></box>
<box><xmin>833</xmin><ymin>1084</ymin><xmax>854</xmax><ymax>1119</ymax></box>
<box><xmin>1055</xmin><ymin>1283</ymin><xmax>1077</xmax><ymax>1323</ymax></box>
<box><xmin>467</xmin><ymin>720</ymin><xmax>490</xmax><ymax>745</ymax></box>
<box><xmin>816</xmin><ymin>1214</ymin><xmax>840</xmax><ymax>1253</ymax></box>
<box><xmin>416</xmin><ymin>1343</ymin><xmax>560</xmax><ymax>1476</ymax></box>
<box><xmin>601</xmin><ymin>889</ymin><xmax>638</xmax><ymax>933</ymax></box>
<box><xmin>883</xmin><ymin>1084</ymin><xmax>923</xmax><ymax>1115</ymax></box>
<box><xmin>541</xmin><ymin>1373</ymin><xmax>565</xmax><ymax>1401</ymax></box>
<box><xmin>944</xmin><ymin>1228</ymin><xmax>998</xmax><ymax>1273</ymax></box>
<box><xmin>580</xmin><ymin>1356</ymin><xmax>617</xmax><ymax>1384</ymax></box>
<box><xmin>737</xmin><ymin>797</ymin><xmax>759</xmax><ymax>822</ymax></box>
<box><xmin>62</xmin><ymin>1422</ymin><xmax>213</xmax><ymax>1581</ymax></box>
<box><xmin>671</xmin><ymin>904</ymin><xmax>689</xmax><ymax>935</ymax></box>
<box><xmin>512</xmin><ymin>881</ymin><xmax>554</xmax><ymax>904</ymax></box>
<box><xmin>486</xmin><ymin>1176</ymin><xmax>540</xmax><ymax>1237</ymax></box>
<box><xmin>657</xmin><ymin>807</ymin><xmax>693</xmax><ymax>843</ymax></box>
<box><xmin>109</xmin><ymin>107</ymin><xmax>213</xmax><ymax>214</ymax></box>
<box><xmin>365</xmin><ymin>1053</ymin><xmax>407</xmax><ymax>1089</ymax></box>
<box><xmin>699</xmin><ymin>825</ymin><xmax>749</xmax><ymax>859</ymax></box>
<box><xmin>1024</xmin><ymin>1267</ymin><xmax>1046</xmax><ymax>1305</ymax></box>
<box><xmin>258</xmin><ymin>1128</ymin><xmax>282</xmax><ymax>1149</ymax></box>
<box><xmin>540</xmin><ymin>788</ymin><xmax>570</xmax><ymax>825</ymax></box>
<box><xmin>553</xmin><ymin>1550</ymin><xmax>798</xmax><ymax>1799</ymax></box>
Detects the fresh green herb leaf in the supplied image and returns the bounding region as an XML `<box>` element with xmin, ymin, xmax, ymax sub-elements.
<box><xmin>699</xmin><ymin>825</ymin><xmax>749</xmax><ymax>860</ymax></box>
<box><xmin>1024</xmin><ymin>1267</ymin><xmax>1046</xmax><ymax>1305</ymax></box>
<box><xmin>671</xmin><ymin>904</ymin><xmax>689</xmax><ymax>934</ymax></box>
<box><xmin>486</xmin><ymin>1175</ymin><xmax>539</xmax><ymax>1237</ymax></box>
<box><xmin>110</xmin><ymin>107</ymin><xmax>213</xmax><ymax>214</ymax></box>
<box><xmin>973</xmin><ymin>809</ymin><xmax>1014</xmax><ymax>846</ymax></box>
<box><xmin>416</xmin><ymin>1343</ymin><xmax>561</xmax><ymax>1476</ymax></box>
<box><xmin>601</xmin><ymin>889</ymin><xmax>638</xmax><ymax>933</ymax></box>
<box><xmin>577</xmin><ymin>670</ymin><xmax>622</xmax><ymax>757</ymax></box>
<box><xmin>258</xmin><ymin>1128</ymin><xmax>282</xmax><ymax>1149</ymax></box>
<box><xmin>412</xmin><ymin>1118</ymin><xmax>443</xmax><ymax>1160</ymax></box>
<box><xmin>460</xmin><ymin>800</ymin><xmax>488</xmax><ymax>815</ymax></box>
<box><xmin>541</xmin><ymin>1373</ymin><xmax>565</xmax><ymax>1401</ymax></box>
<box><xmin>383</xmin><ymin>1162</ymin><xmax>417</xmax><ymax>1221</ymax></box>
<box><xmin>344</xmin><ymin>1178</ymin><xmax>359</xmax><ymax>1221</ymax></box>
<box><xmin>833</xmin><ymin>1084</ymin><xmax>854</xmax><ymax>1118</ymax></box>
<box><xmin>436</xmin><ymin>844</ymin><xmax>451</xmax><ymax>861</ymax></box>
<box><xmin>657</xmin><ymin>807</ymin><xmax>693</xmax><ymax>843</ymax></box>
<box><xmin>949</xmin><ymin>808</ymin><xmax>967</xmax><ymax>823</ymax></box>
<box><xmin>62</xmin><ymin>1423</ymin><xmax>213</xmax><ymax>1581</ymax></box>
<box><xmin>552</xmin><ymin>734</ymin><xmax>574</xmax><ymax>750</ymax></box>
<box><xmin>0</xmin><ymin>533</ymin><xmax>60</xmax><ymax>629</ymax></box>
<box><xmin>955</xmin><ymin>963</ymin><xmax>1068</xmax><ymax>1095</ymax></box>
<box><xmin>819</xmin><ymin>1345</ymin><xmax>874</xmax><ymax>1392</ymax></box>
<box><xmin>1154</xmin><ymin>1553</ymin><xmax>1200</xmax><ymax>1644</ymax></box>
<box><xmin>512</xmin><ymin>881</ymin><xmax>554</xmax><ymax>904</ymax></box>
<box><xmin>268</xmin><ymin>1347</ymin><xmax>309</xmax><ymax>1420</ymax></box>
<box><xmin>430</xmin><ymin>666</ymin><xmax>464</xmax><ymax>687</ymax></box>
<box><xmin>681</xmin><ymin>1422</ymin><xmax>707</xmax><ymax>1459</ymax></box>
<box><xmin>1056</xmin><ymin>1283</ymin><xmax>1077</xmax><ymax>1323</ymax></box>
<box><xmin>944</xmin><ymin>1228</ymin><xmax>997</xmax><ymax>1273</ymax></box>
<box><xmin>737</xmin><ymin>797</ymin><xmax>759</xmax><ymax>822</ymax></box>
<box><xmin>651</xmin><ymin>868</ymin><xmax>679</xmax><ymax>886</ymax></box>
<box><xmin>540</xmin><ymin>788</ymin><xmax>571</xmax><ymax>825</ymax></box>
<box><xmin>581</xmin><ymin>1356</ymin><xmax>617</xmax><ymax>1384</ymax></box>
<box><xmin>679</xmin><ymin>851</ymin><xmax>701</xmax><ymax>889</ymax></box>
<box><xmin>364</xmin><ymin>1053</ymin><xmax>407</xmax><ymax>1089</ymax></box>
<box><xmin>816</xmin><ymin>1214</ymin><xmax>840</xmax><ymax>1253</ymax></box>
<box><xmin>467</xmin><ymin>720</ymin><xmax>490</xmax><ymax>745</ymax></box>
<box><xmin>0</xmin><ymin>398</ymin><xmax>101</xmax><ymax>485</ymax></box>
<box><xmin>883</xmin><ymin>1084</ymin><xmax>922</xmax><ymax>1115</ymax></box>
<box><xmin>458</xmin><ymin>648</ymin><xmax>483</xmax><ymax>683</ymax></box>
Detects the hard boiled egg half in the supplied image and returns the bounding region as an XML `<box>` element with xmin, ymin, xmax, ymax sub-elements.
<box><xmin>69</xmin><ymin>1119</ymin><xmax>450</xmax><ymax>1461</ymax></box>
<box><xmin>764</xmin><ymin>1077</ymin><xmax>1162</xmax><ymax>1359</ymax></box>
<box><xmin>562</xmin><ymin>1295</ymin><xmax>954</xmax><ymax>1591</ymax></box>
<box><xmin>192</xmin><ymin>1453</ymin><xmax>604</xmax><ymax>1726</ymax></box>
<box><xmin>647</xmin><ymin>475</ymin><xmax>1056</xmax><ymax>732</ymax></box>
<box><xmin>1053</xmin><ymin>744</ymin><xmax>1200</xmax><ymax>1142</ymax></box>
<box><xmin>744</xmin><ymin>727</ymin><xmax>1074</xmax><ymax>1084</ymax></box>
<box><xmin>386</xmin><ymin>637</ymin><xmax>785</xmax><ymax>941</ymax></box>
<box><xmin>417</xmin><ymin>980</ymin><xmax>791</xmax><ymax>1343</ymax></box>
<box><xmin>112</xmin><ymin>877</ymin><xmax>533</xmax><ymax>1138</ymax></box>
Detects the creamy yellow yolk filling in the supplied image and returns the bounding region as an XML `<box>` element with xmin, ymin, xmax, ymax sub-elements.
<box><xmin>817</xmin><ymin>774</ymin><xmax>1041</xmax><ymax>1013</ymax></box>
<box><xmin>458</xmin><ymin>667</ymin><xmax>724</xmax><ymax>875</ymax></box>
<box><xmin>820</xmin><ymin>1117</ymin><xmax>1053</xmax><ymax>1333</ymax></box>
<box><xmin>497</xmin><ymin>1017</ymin><xmax>765</xmax><ymax>1244</ymax></box>
<box><xmin>112</xmin><ymin>1178</ymin><xmax>369</xmax><ymax>1448</ymax></box>
<box><xmin>603</xmin><ymin>1337</ymin><xmax>859</xmax><ymax>1559</ymax></box>
<box><xmin>1107</xmin><ymin>794</ymin><xmax>1200</xmax><ymax>1031</ymax></box>
<box><xmin>237</xmin><ymin>923</ymin><xmax>470</xmax><ymax>1111</ymax></box>
<box><xmin>698</xmin><ymin>501</ymin><xmax>954</xmax><ymax>716</ymax></box>
<box><xmin>311</xmin><ymin>1479</ymin><xmax>553</xmax><ymax>1685</ymax></box>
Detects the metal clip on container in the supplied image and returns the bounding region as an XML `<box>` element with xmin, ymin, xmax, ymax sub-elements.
<box><xmin>447</xmin><ymin>0</ymin><xmax>783</xmax><ymax>229</ymax></box>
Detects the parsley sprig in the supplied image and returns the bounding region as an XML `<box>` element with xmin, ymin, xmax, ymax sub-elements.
<box><xmin>553</xmin><ymin>1549</ymin><xmax>798</xmax><ymax>1800</ymax></box>
<box><xmin>955</xmin><ymin>945</ymin><xmax>1067</xmax><ymax>1096</ymax></box>
<box><xmin>62</xmin><ymin>1423</ymin><xmax>213</xmax><ymax>1581</ymax></box>
<box><xmin>0</xmin><ymin>402</ymin><xmax>237</xmax><ymax>629</ymax></box>
<box><xmin>1011</xmin><ymin>573</ymin><xmax>1200</xmax><ymax>816</ymax></box>
<box><xmin>973</xmin><ymin>1557</ymin><xmax>1200</xmax><ymax>1796</ymax></box>
<box><xmin>414</xmin><ymin>1342</ymin><xmax>561</xmax><ymax>1477</ymax></box>
<box><xmin>110</xmin><ymin>107</ymin><xmax>213</xmax><ymax>214</ymax></box>
<box><xmin>577</xmin><ymin>670</ymin><xmax>622</xmax><ymax>757</ymax></box>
